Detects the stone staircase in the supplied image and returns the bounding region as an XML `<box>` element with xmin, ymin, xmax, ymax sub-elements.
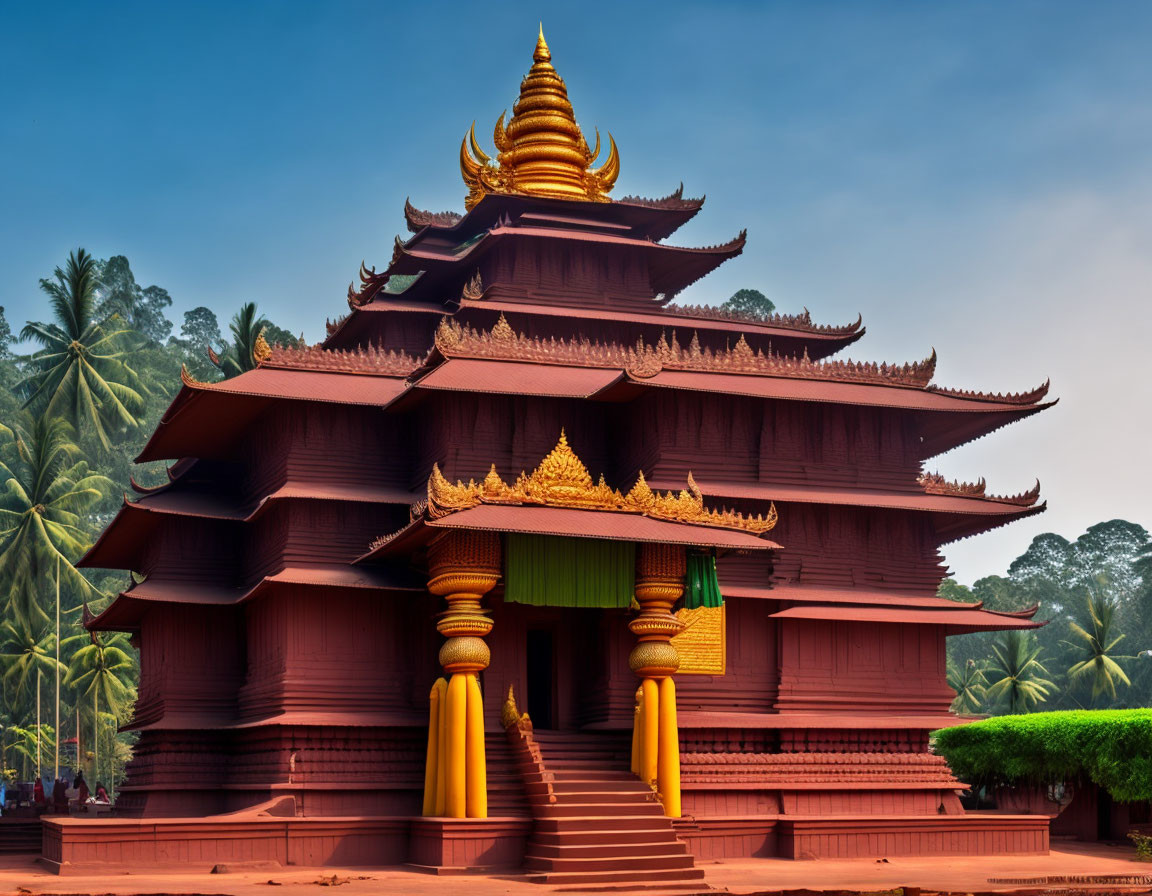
<box><xmin>486</xmin><ymin>732</ymin><xmax>531</xmax><ymax>818</ymax></box>
<box><xmin>511</xmin><ymin>728</ymin><xmax>706</xmax><ymax>889</ymax></box>
<box><xmin>0</xmin><ymin>819</ymin><xmax>42</xmax><ymax>853</ymax></box>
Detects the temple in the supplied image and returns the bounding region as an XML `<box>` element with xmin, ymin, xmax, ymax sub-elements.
<box><xmin>47</xmin><ymin>28</ymin><xmax>1055</xmax><ymax>884</ymax></box>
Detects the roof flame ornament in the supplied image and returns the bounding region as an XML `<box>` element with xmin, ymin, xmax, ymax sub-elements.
<box><xmin>460</xmin><ymin>25</ymin><xmax>621</xmax><ymax>210</ymax></box>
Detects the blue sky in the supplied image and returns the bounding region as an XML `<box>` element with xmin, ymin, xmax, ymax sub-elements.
<box><xmin>2</xmin><ymin>1</ymin><xmax>1151</xmax><ymax>582</ymax></box>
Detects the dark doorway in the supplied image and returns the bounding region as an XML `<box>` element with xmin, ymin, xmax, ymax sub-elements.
<box><xmin>1097</xmin><ymin>787</ymin><xmax>1114</xmax><ymax>840</ymax></box>
<box><xmin>526</xmin><ymin>629</ymin><xmax>555</xmax><ymax>729</ymax></box>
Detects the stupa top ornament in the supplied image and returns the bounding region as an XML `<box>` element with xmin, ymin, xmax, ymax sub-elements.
<box><xmin>460</xmin><ymin>25</ymin><xmax>621</xmax><ymax>210</ymax></box>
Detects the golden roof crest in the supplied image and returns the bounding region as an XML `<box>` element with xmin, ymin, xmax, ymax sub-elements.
<box><xmin>460</xmin><ymin>26</ymin><xmax>621</xmax><ymax>210</ymax></box>
<box><xmin>427</xmin><ymin>431</ymin><xmax>777</xmax><ymax>536</ymax></box>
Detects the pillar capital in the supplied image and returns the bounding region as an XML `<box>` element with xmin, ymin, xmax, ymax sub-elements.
<box><xmin>427</xmin><ymin>530</ymin><xmax>502</xmax><ymax>674</ymax></box>
<box><xmin>630</xmin><ymin>543</ymin><xmax>686</xmax><ymax>678</ymax></box>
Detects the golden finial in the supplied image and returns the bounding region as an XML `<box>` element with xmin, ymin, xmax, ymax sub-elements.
<box><xmin>535</xmin><ymin>23</ymin><xmax>549</xmax><ymax>62</ymax></box>
<box><xmin>460</xmin><ymin>26</ymin><xmax>620</xmax><ymax>209</ymax></box>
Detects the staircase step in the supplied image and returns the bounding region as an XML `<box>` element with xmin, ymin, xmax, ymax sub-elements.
<box><xmin>535</xmin><ymin>816</ymin><xmax>678</xmax><ymax>833</ymax></box>
<box><xmin>543</xmin><ymin>761</ymin><xmax>634</xmax><ymax>771</ymax></box>
<box><xmin>537</xmin><ymin>802</ymin><xmax>666</xmax><ymax>818</ymax></box>
<box><xmin>526</xmin><ymin>841</ymin><xmax>688</xmax><ymax>859</ymax></box>
<box><xmin>514</xmin><ymin>729</ymin><xmax>700</xmax><ymax>888</ymax></box>
<box><xmin>530</xmin><ymin>829</ymin><xmax>681</xmax><ymax>847</ymax></box>
<box><xmin>525</xmin><ymin>853</ymin><xmax>696</xmax><ymax>873</ymax></box>
<box><xmin>524</xmin><ymin>867</ymin><xmax>706</xmax><ymax>886</ymax></box>
<box><xmin>550</xmin><ymin>770</ymin><xmax>639</xmax><ymax>781</ymax></box>
<box><xmin>528</xmin><ymin>781</ymin><xmax>652</xmax><ymax>797</ymax></box>
<box><xmin>535</xmin><ymin>790</ymin><xmax>655</xmax><ymax>805</ymax></box>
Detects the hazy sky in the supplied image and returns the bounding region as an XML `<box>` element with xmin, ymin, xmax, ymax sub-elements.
<box><xmin>3</xmin><ymin>2</ymin><xmax>1150</xmax><ymax>583</ymax></box>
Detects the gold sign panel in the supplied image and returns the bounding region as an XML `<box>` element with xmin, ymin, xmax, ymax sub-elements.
<box><xmin>671</xmin><ymin>605</ymin><xmax>726</xmax><ymax>675</ymax></box>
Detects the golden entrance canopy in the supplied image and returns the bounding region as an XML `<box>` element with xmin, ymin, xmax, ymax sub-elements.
<box><xmin>358</xmin><ymin>432</ymin><xmax>780</xmax><ymax>563</ymax></box>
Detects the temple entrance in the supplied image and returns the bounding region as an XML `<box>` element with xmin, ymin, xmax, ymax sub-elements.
<box><xmin>525</xmin><ymin>628</ymin><xmax>556</xmax><ymax>729</ymax></box>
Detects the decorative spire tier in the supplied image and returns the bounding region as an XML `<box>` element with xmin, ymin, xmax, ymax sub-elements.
<box><xmin>460</xmin><ymin>26</ymin><xmax>620</xmax><ymax>209</ymax></box>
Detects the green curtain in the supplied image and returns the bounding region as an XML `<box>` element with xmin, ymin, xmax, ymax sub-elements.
<box><xmin>684</xmin><ymin>553</ymin><xmax>723</xmax><ymax>609</ymax></box>
<box><xmin>504</xmin><ymin>534</ymin><xmax>634</xmax><ymax>608</ymax></box>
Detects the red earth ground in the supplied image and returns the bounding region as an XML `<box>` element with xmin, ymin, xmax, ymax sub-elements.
<box><xmin>0</xmin><ymin>842</ymin><xmax>1147</xmax><ymax>896</ymax></box>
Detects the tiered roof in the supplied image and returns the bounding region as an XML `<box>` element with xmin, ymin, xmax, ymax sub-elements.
<box><xmin>88</xmin><ymin>29</ymin><xmax>1054</xmax><ymax>647</ymax></box>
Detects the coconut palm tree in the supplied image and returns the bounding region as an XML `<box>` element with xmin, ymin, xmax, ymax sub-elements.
<box><xmin>986</xmin><ymin>630</ymin><xmax>1055</xmax><ymax>714</ymax></box>
<box><xmin>19</xmin><ymin>248</ymin><xmax>146</xmax><ymax>451</ymax></box>
<box><xmin>210</xmin><ymin>301</ymin><xmax>267</xmax><ymax>378</ymax></box>
<box><xmin>1064</xmin><ymin>590</ymin><xmax>1132</xmax><ymax>704</ymax></box>
<box><xmin>0</xmin><ymin>622</ymin><xmax>64</xmax><ymax>779</ymax></box>
<box><xmin>0</xmin><ymin>415</ymin><xmax>110</xmax><ymax>627</ymax></box>
<box><xmin>4</xmin><ymin>724</ymin><xmax>42</xmax><ymax>780</ymax></box>
<box><xmin>65</xmin><ymin>632</ymin><xmax>136</xmax><ymax>785</ymax></box>
<box><xmin>948</xmin><ymin>657</ymin><xmax>988</xmax><ymax>715</ymax></box>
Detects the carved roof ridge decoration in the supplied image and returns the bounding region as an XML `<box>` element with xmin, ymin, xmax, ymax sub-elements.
<box><xmin>421</xmin><ymin>430</ymin><xmax>777</xmax><ymax>537</ymax></box>
<box><xmin>461</xmin><ymin>270</ymin><xmax>484</xmax><ymax>302</ymax></box>
<box><xmin>325</xmin><ymin>313</ymin><xmax>350</xmax><ymax>337</ymax></box>
<box><xmin>663</xmin><ymin>304</ymin><xmax>864</xmax><ymax>337</ymax></box>
<box><xmin>432</xmin><ymin>315</ymin><xmax>939</xmax><ymax>389</ymax></box>
<box><xmin>404</xmin><ymin>198</ymin><xmax>464</xmax><ymax>233</ymax></box>
<box><xmin>347</xmin><ymin>261</ymin><xmax>389</xmax><ymax>308</ymax></box>
<box><xmin>919</xmin><ymin>472</ymin><xmax>1042</xmax><ymax>507</ymax></box>
<box><xmin>919</xmin><ymin>471</ymin><xmax>987</xmax><ymax>498</ymax></box>
<box><xmin>925</xmin><ymin>378</ymin><xmax>1051</xmax><ymax>407</ymax></box>
<box><xmin>260</xmin><ymin>342</ymin><xmax>422</xmax><ymax>377</ymax></box>
<box><xmin>180</xmin><ymin>364</ymin><xmax>213</xmax><ymax>389</ymax></box>
<box><xmin>616</xmin><ymin>182</ymin><xmax>704</xmax><ymax>211</ymax></box>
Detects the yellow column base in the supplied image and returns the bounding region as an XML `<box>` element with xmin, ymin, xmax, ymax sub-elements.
<box><xmin>423</xmin><ymin>673</ymin><xmax>489</xmax><ymax>819</ymax></box>
<box><xmin>422</xmin><ymin>678</ymin><xmax>447</xmax><ymax>816</ymax></box>
<box><xmin>657</xmin><ymin>676</ymin><xmax>681</xmax><ymax>818</ymax></box>
<box><xmin>639</xmin><ymin>678</ymin><xmax>660</xmax><ymax>787</ymax></box>
<box><xmin>465</xmin><ymin>673</ymin><xmax>487</xmax><ymax>818</ymax></box>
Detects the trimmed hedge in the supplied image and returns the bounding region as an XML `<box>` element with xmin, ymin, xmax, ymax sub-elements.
<box><xmin>933</xmin><ymin>710</ymin><xmax>1152</xmax><ymax>802</ymax></box>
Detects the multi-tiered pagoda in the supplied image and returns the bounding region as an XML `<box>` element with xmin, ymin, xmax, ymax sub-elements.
<box><xmin>46</xmin><ymin>29</ymin><xmax>1054</xmax><ymax>883</ymax></box>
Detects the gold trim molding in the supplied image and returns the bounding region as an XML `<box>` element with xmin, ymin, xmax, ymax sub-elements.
<box><xmin>427</xmin><ymin>431</ymin><xmax>777</xmax><ymax>536</ymax></box>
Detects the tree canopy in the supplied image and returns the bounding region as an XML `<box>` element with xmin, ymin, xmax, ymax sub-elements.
<box><xmin>19</xmin><ymin>249</ymin><xmax>147</xmax><ymax>451</ymax></box>
<box><xmin>942</xmin><ymin>518</ymin><xmax>1152</xmax><ymax>714</ymax></box>
<box><xmin>0</xmin><ymin>247</ymin><xmax>295</xmax><ymax>790</ymax></box>
<box><xmin>719</xmin><ymin>288</ymin><xmax>776</xmax><ymax>319</ymax></box>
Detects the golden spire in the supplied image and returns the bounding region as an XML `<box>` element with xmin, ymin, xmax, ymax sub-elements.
<box><xmin>460</xmin><ymin>26</ymin><xmax>620</xmax><ymax>210</ymax></box>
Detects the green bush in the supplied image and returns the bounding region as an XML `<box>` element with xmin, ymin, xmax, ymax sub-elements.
<box><xmin>932</xmin><ymin>709</ymin><xmax>1152</xmax><ymax>802</ymax></box>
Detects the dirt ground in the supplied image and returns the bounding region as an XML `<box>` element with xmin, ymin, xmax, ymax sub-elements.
<box><xmin>0</xmin><ymin>841</ymin><xmax>1147</xmax><ymax>896</ymax></box>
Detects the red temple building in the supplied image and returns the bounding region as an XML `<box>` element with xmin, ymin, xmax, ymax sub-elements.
<box><xmin>46</xmin><ymin>30</ymin><xmax>1056</xmax><ymax>884</ymax></box>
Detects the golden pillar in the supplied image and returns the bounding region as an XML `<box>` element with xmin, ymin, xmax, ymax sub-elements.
<box><xmin>629</xmin><ymin>543</ymin><xmax>685</xmax><ymax>818</ymax></box>
<box><xmin>422</xmin><ymin>530</ymin><xmax>500</xmax><ymax>818</ymax></box>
